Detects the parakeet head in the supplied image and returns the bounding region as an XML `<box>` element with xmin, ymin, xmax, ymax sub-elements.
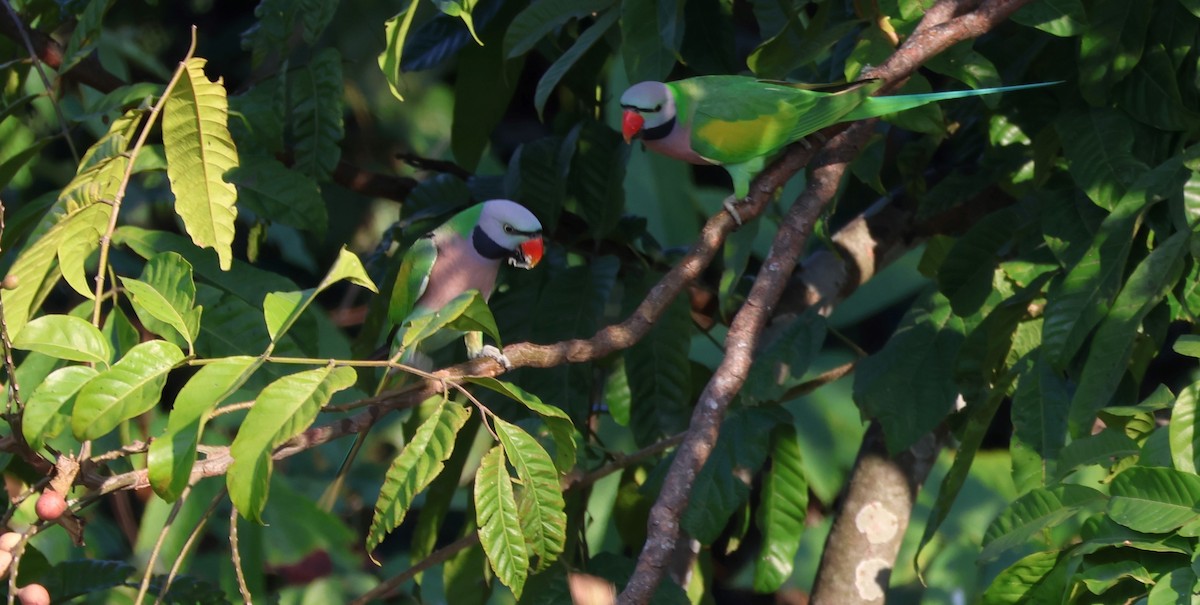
<box><xmin>474</xmin><ymin>199</ymin><xmax>544</xmax><ymax>269</ymax></box>
<box><xmin>620</xmin><ymin>81</ymin><xmax>676</xmax><ymax>143</ymax></box>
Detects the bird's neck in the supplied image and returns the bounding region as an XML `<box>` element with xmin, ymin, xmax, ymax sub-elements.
<box><xmin>472</xmin><ymin>226</ymin><xmax>510</xmax><ymax>261</ymax></box>
<box><xmin>642</xmin><ymin>116</ymin><xmax>675</xmax><ymax>142</ymax></box>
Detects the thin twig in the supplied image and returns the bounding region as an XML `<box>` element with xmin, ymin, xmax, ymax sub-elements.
<box><xmin>0</xmin><ymin>0</ymin><xmax>78</xmax><ymax>162</ymax></box>
<box><xmin>229</xmin><ymin>506</ymin><xmax>252</xmax><ymax>604</ymax></box>
<box><xmin>349</xmin><ymin>533</ymin><xmax>480</xmax><ymax>605</ymax></box>
<box><xmin>134</xmin><ymin>487</ymin><xmax>191</xmax><ymax>605</ymax></box>
<box><xmin>153</xmin><ymin>489</ymin><xmax>226</xmax><ymax>605</ymax></box>
<box><xmin>0</xmin><ymin>200</ymin><xmax>19</xmax><ymax>416</ymax></box>
<box><xmin>90</xmin><ymin>27</ymin><xmax>198</xmax><ymax>326</ymax></box>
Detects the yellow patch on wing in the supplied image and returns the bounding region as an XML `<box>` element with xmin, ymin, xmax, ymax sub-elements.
<box><xmin>692</xmin><ymin>112</ymin><xmax>794</xmax><ymax>165</ymax></box>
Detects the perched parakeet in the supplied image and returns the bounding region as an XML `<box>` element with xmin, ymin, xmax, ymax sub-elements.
<box><xmin>389</xmin><ymin>198</ymin><xmax>544</xmax><ymax>368</ymax></box>
<box><xmin>619</xmin><ymin>76</ymin><xmax>1057</xmax><ymax>219</ymax></box>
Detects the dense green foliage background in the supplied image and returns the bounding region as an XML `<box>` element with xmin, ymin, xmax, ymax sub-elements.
<box><xmin>0</xmin><ymin>0</ymin><xmax>1197</xmax><ymax>603</ymax></box>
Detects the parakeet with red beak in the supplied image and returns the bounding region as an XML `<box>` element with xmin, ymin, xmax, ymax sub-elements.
<box><xmin>389</xmin><ymin>198</ymin><xmax>544</xmax><ymax>368</ymax></box>
<box><xmin>619</xmin><ymin>75</ymin><xmax>1057</xmax><ymax>221</ymax></box>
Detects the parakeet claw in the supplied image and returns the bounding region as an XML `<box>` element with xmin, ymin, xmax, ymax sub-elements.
<box><xmin>473</xmin><ymin>345</ymin><xmax>513</xmax><ymax>370</ymax></box>
<box><xmin>723</xmin><ymin>195</ymin><xmax>745</xmax><ymax>226</ymax></box>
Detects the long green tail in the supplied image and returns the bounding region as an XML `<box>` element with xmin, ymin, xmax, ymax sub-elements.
<box><xmin>844</xmin><ymin>81</ymin><xmax>1062</xmax><ymax>120</ymax></box>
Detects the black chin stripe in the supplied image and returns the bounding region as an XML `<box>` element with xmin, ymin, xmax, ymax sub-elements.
<box><xmin>472</xmin><ymin>226</ymin><xmax>511</xmax><ymax>261</ymax></box>
<box><xmin>641</xmin><ymin>116</ymin><xmax>675</xmax><ymax>141</ymax></box>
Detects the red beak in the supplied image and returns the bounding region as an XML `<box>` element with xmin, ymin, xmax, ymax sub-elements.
<box><xmin>517</xmin><ymin>237</ymin><xmax>544</xmax><ymax>269</ymax></box>
<box><xmin>622</xmin><ymin>110</ymin><xmax>644</xmax><ymax>144</ymax></box>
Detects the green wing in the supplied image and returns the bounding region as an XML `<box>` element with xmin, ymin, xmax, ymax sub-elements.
<box><xmin>684</xmin><ymin>76</ymin><xmax>882</xmax><ymax>165</ymax></box>
<box><xmin>389</xmin><ymin>235</ymin><xmax>437</xmax><ymax>326</ymax></box>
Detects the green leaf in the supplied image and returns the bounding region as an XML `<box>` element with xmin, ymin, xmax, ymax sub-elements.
<box><xmin>1147</xmin><ymin>568</ymin><xmax>1200</xmax><ymax>605</ymax></box>
<box><xmin>624</xmin><ymin>288</ymin><xmax>692</xmax><ymax>447</ymax></box>
<box><xmin>1108</xmin><ymin>466</ymin><xmax>1200</xmax><ymax>534</ymax></box>
<box><xmin>494</xmin><ymin>418</ymin><xmax>566</xmax><ymax>571</ymax></box>
<box><xmin>400</xmin><ymin>291</ymin><xmax>502</xmax><ymax>351</ymax></box>
<box><xmin>937</xmin><ymin>209</ymin><xmax>1018</xmax><ymax>316</ymax></box>
<box><xmin>72</xmin><ymin>340</ymin><xmax>185</xmax><ymax>440</ymax></box>
<box><xmin>1068</xmin><ymin>231</ymin><xmax>1188</xmax><ymax>435</ymax></box>
<box><xmin>752</xmin><ymin>424</ymin><xmax>807</xmax><ymax>592</ymax></box>
<box><xmin>453</xmin><ymin>25</ymin><xmax>525</xmax><ymax>172</ymax></box>
<box><xmin>12</xmin><ymin>314</ymin><xmax>112</xmax><ymax>365</ymax></box>
<box><xmin>980</xmin><ymin>484</ymin><xmax>1106</xmax><ymax>562</ymax></box>
<box><xmin>227</xmin><ymin>366</ymin><xmax>356</xmax><ymax>523</ymax></box>
<box><xmin>917</xmin><ymin>379</ymin><xmax>1010</xmax><ymax>563</ymax></box>
<box><xmin>982</xmin><ymin>551</ymin><xmax>1070</xmax><ymax>605</ymax></box>
<box><xmin>289</xmin><ymin>48</ymin><xmax>344</xmax><ymax>181</ymax></box>
<box><xmin>163</xmin><ymin>57</ymin><xmax>240</xmax><ymax>271</ymax></box>
<box><xmin>533</xmin><ymin>10</ymin><xmax>618</xmax><ymax>119</ymax></box>
<box><xmin>1078</xmin><ymin>2</ymin><xmax>1153</xmax><ymax>106</ymax></box>
<box><xmin>744</xmin><ymin>308</ymin><xmax>826</xmax><ymax>403</ymax></box>
<box><xmin>1041</xmin><ymin>153</ymin><xmax>1187</xmax><ymax>369</ymax></box>
<box><xmin>366</xmin><ymin>397</ymin><xmax>471</xmax><ymax>560</ymax></box>
<box><xmin>147</xmin><ymin>356</ymin><xmax>261</xmax><ymax>502</ymax></box>
<box><xmin>62</xmin><ymin>0</ymin><xmax>112</xmax><ymax>71</ymax></box>
<box><xmin>1010</xmin><ymin>0</ymin><xmax>1085</xmax><ymax>37</ymax></box>
<box><xmin>1055</xmin><ymin>109</ymin><xmax>1148</xmax><ymax>211</ymax></box>
<box><xmin>682</xmin><ymin>408</ymin><xmax>782</xmax><ymax>543</ymax></box>
<box><xmin>263</xmin><ymin>291</ymin><xmax>309</xmax><ymax>343</ymax></box>
<box><xmin>23</xmin><ymin>366</ymin><xmax>99</xmax><ymax>451</ymax></box>
<box><xmin>566</xmin><ymin>120</ymin><xmax>628</xmax><ymax>240</ymax></box>
<box><xmin>318</xmin><ymin>247</ymin><xmax>378</xmax><ymax>293</ymax></box>
<box><xmin>1170</xmin><ymin>381</ymin><xmax>1200</xmax><ymax>474</ymax></box>
<box><xmin>226</xmin><ymin>156</ymin><xmax>328</xmax><ymax>237</ymax></box>
<box><xmin>434</xmin><ymin>0</ymin><xmax>483</xmax><ymax>45</ymax></box>
<box><xmin>1077</xmin><ymin>560</ymin><xmax>1154</xmax><ymax>594</ymax></box>
<box><xmin>620</xmin><ymin>0</ymin><xmax>675</xmax><ymax>83</ymax></box>
<box><xmin>1055</xmin><ymin>429</ymin><xmax>1140</xmax><ymax>480</ymax></box>
<box><xmin>854</xmin><ymin>289</ymin><xmax>967</xmax><ymax>453</ymax></box>
<box><xmin>35</xmin><ymin>559</ymin><xmax>136</xmax><ymax>604</ymax></box>
<box><xmin>475</xmin><ymin>444</ymin><xmax>530</xmax><ymax>599</ymax></box>
<box><xmin>464</xmin><ymin>377</ymin><xmax>576</xmax><ymax>471</ymax></box>
<box><xmin>1009</xmin><ymin>353</ymin><xmax>1070</xmax><ymax>491</ymax></box>
<box><xmin>505</xmin><ymin>137</ymin><xmax>567</xmax><ymax>230</ymax></box>
<box><xmin>1175</xmin><ymin>335</ymin><xmax>1200</xmax><ymax>358</ymax></box>
<box><xmin>120</xmin><ymin>252</ymin><xmax>202</xmax><ymax>350</ymax></box>
<box><xmin>4</xmin><ymin>203</ymin><xmax>111</xmax><ymax>338</ymax></box>
<box><xmin>504</xmin><ymin>0</ymin><xmax>615</xmax><ymax>57</ymax></box>
<box><xmin>1076</xmin><ymin>515</ymin><xmax>1192</xmax><ymax>556</ymax></box>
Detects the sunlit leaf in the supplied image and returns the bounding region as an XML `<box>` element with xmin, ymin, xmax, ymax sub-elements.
<box><xmin>12</xmin><ymin>314</ymin><xmax>112</xmax><ymax>365</ymax></box>
<box><xmin>752</xmin><ymin>424</ymin><xmax>807</xmax><ymax>592</ymax></box>
<box><xmin>227</xmin><ymin>366</ymin><xmax>356</xmax><ymax>522</ymax></box>
<box><xmin>494</xmin><ymin>417</ymin><xmax>566</xmax><ymax>571</ymax></box>
<box><xmin>120</xmin><ymin>252</ymin><xmax>202</xmax><ymax>349</ymax></box>
<box><xmin>147</xmin><ymin>357</ymin><xmax>261</xmax><ymax>502</ymax></box>
<box><xmin>23</xmin><ymin>366</ymin><xmax>99</xmax><ymax>450</ymax></box>
<box><xmin>980</xmin><ymin>484</ymin><xmax>1106</xmax><ymax>562</ymax></box>
<box><xmin>164</xmin><ymin>57</ymin><xmax>239</xmax><ymax>271</ymax></box>
<box><xmin>1108</xmin><ymin>466</ymin><xmax>1200</xmax><ymax>534</ymax></box>
<box><xmin>465</xmin><ymin>377</ymin><xmax>576</xmax><ymax>471</ymax></box>
<box><xmin>72</xmin><ymin>340</ymin><xmax>185</xmax><ymax>440</ymax></box>
<box><xmin>366</xmin><ymin>398</ymin><xmax>470</xmax><ymax>560</ymax></box>
<box><xmin>475</xmin><ymin>444</ymin><xmax>529</xmax><ymax>598</ymax></box>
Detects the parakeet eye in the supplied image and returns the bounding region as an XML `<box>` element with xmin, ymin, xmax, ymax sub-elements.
<box><xmin>503</xmin><ymin>224</ymin><xmax>515</xmax><ymax>234</ymax></box>
<box><xmin>653</xmin><ymin>104</ymin><xmax>662</xmax><ymax>112</ymax></box>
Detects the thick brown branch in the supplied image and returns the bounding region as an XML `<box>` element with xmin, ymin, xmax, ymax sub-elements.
<box><xmin>619</xmin><ymin>0</ymin><xmax>1036</xmax><ymax>601</ymax></box>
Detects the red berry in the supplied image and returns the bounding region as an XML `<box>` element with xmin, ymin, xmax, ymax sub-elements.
<box><xmin>16</xmin><ymin>583</ymin><xmax>50</xmax><ymax>605</ymax></box>
<box><xmin>34</xmin><ymin>490</ymin><xmax>66</xmax><ymax>521</ymax></box>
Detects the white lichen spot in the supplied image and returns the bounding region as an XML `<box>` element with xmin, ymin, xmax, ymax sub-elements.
<box><xmin>855</xmin><ymin>557</ymin><xmax>889</xmax><ymax>601</ymax></box>
<box><xmin>855</xmin><ymin>501</ymin><xmax>899</xmax><ymax>544</ymax></box>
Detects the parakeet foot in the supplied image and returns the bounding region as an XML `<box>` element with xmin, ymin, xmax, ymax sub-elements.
<box><xmin>723</xmin><ymin>195</ymin><xmax>745</xmax><ymax>226</ymax></box>
<box><xmin>473</xmin><ymin>344</ymin><xmax>513</xmax><ymax>370</ymax></box>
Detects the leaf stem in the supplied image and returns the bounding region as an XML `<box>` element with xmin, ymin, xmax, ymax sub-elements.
<box><xmin>90</xmin><ymin>27</ymin><xmax>198</xmax><ymax>327</ymax></box>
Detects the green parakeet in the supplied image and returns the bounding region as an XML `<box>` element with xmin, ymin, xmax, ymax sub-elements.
<box><xmin>619</xmin><ymin>76</ymin><xmax>1057</xmax><ymax>218</ymax></box>
<box><xmin>321</xmin><ymin>199</ymin><xmax>543</xmax><ymax>511</ymax></box>
<box><xmin>388</xmin><ymin>198</ymin><xmax>544</xmax><ymax>368</ymax></box>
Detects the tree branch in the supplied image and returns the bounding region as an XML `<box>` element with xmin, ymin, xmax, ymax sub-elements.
<box><xmin>618</xmin><ymin>0</ymin><xmax>1037</xmax><ymax>601</ymax></box>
